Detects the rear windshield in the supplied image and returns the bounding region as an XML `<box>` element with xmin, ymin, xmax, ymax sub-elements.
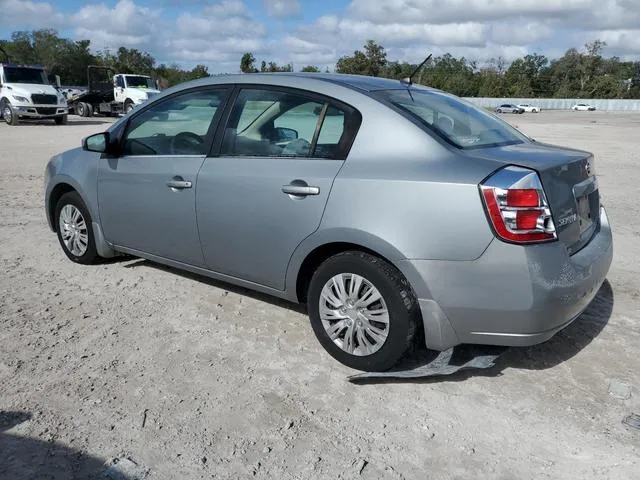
<box><xmin>375</xmin><ymin>88</ymin><xmax>529</xmax><ymax>149</ymax></box>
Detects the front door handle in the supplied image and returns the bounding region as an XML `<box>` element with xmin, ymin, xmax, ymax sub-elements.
<box><xmin>281</xmin><ymin>185</ymin><xmax>320</xmax><ymax>196</ymax></box>
<box><xmin>167</xmin><ymin>179</ymin><xmax>192</xmax><ymax>189</ymax></box>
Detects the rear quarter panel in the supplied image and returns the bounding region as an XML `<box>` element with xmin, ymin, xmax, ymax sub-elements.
<box><xmin>318</xmin><ymin>107</ymin><xmax>499</xmax><ymax>262</ymax></box>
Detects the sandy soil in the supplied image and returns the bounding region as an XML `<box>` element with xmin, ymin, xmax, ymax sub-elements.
<box><xmin>1</xmin><ymin>111</ymin><xmax>639</xmax><ymax>479</ymax></box>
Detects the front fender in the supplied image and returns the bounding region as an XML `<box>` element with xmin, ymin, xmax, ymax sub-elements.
<box><xmin>45</xmin><ymin>147</ymin><xmax>100</xmax><ymax>218</ymax></box>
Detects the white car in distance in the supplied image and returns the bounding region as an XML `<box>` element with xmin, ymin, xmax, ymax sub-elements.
<box><xmin>572</xmin><ymin>103</ymin><xmax>596</xmax><ymax>111</ymax></box>
<box><xmin>517</xmin><ymin>103</ymin><xmax>540</xmax><ymax>113</ymax></box>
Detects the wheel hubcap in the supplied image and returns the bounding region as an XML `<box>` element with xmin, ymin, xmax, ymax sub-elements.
<box><xmin>59</xmin><ymin>205</ymin><xmax>88</xmax><ymax>256</ymax></box>
<box><xmin>3</xmin><ymin>106</ymin><xmax>12</xmax><ymax>121</ymax></box>
<box><xmin>319</xmin><ymin>273</ymin><xmax>389</xmax><ymax>356</ymax></box>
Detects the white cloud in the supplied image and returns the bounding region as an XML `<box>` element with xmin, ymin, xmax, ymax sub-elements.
<box><xmin>165</xmin><ymin>0</ymin><xmax>267</xmax><ymax>67</ymax></box>
<box><xmin>70</xmin><ymin>0</ymin><xmax>160</xmax><ymax>49</ymax></box>
<box><xmin>347</xmin><ymin>0</ymin><xmax>640</xmax><ymax>29</ymax></box>
<box><xmin>582</xmin><ymin>29</ymin><xmax>640</xmax><ymax>55</ymax></box>
<box><xmin>0</xmin><ymin>0</ymin><xmax>65</xmax><ymax>29</ymax></box>
<box><xmin>1</xmin><ymin>0</ymin><xmax>639</xmax><ymax>72</ymax></box>
<box><xmin>265</xmin><ymin>0</ymin><xmax>301</xmax><ymax>17</ymax></box>
<box><xmin>282</xmin><ymin>0</ymin><xmax>640</xmax><ymax>68</ymax></box>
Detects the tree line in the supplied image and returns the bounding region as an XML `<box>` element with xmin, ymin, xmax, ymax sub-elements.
<box><xmin>2</xmin><ymin>29</ymin><xmax>638</xmax><ymax>98</ymax></box>
<box><xmin>0</xmin><ymin>29</ymin><xmax>210</xmax><ymax>88</ymax></box>
<box><xmin>241</xmin><ymin>40</ymin><xmax>640</xmax><ymax>99</ymax></box>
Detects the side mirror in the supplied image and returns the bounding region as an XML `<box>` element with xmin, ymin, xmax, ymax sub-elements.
<box><xmin>83</xmin><ymin>132</ymin><xmax>117</xmax><ymax>155</ymax></box>
<box><xmin>274</xmin><ymin>127</ymin><xmax>298</xmax><ymax>142</ymax></box>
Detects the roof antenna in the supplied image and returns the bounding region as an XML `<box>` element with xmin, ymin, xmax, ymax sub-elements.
<box><xmin>401</xmin><ymin>54</ymin><xmax>432</xmax><ymax>86</ymax></box>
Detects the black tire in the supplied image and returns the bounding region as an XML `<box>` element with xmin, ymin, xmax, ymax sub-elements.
<box><xmin>54</xmin><ymin>191</ymin><xmax>100</xmax><ymax>265</ymax></box>
<box><xmin>2</xmin><ymin>100</ymin><xmax>20</xmax><ymax>126</ymax></box>
<box><xmin>54</xmin><ymin>115</ymin><xmax>68</xmax><ymax>125</ymax></box>
<box><xmin>74</xmin><ymin>102</ymin><xmax>85</xmax><ymax>117</ymax></box>
<box><xmin>307</xmin><ymin>251</ymin><xmax>420</xmax><ymax>372</ymax></box>
<box><xmin>124</xmin><ymin>100</ymin><xmax>134</xmax><ymax>114</ymax></box>
<box><xmin>496</xmin><ymin>109</ymin><xmax>502</xmax><ymax>113</ymax></box>
<box><xmin>86</xmin><ymin>103</ymin><xmax>94</xmax><ymax>116</ymax></box>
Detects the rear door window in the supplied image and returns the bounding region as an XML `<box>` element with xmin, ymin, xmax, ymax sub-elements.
<box><xmin>220</xmin><ymin>88</ymin><xmax>361</xmax><ymax>160</ymax></box>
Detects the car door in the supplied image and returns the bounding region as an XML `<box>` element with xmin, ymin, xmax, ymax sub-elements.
<box><xmin>113</xmin><ymin>75</ymin><xmax>126</xmax><ymax>103</ymax></box>
<box><xmin>196</xmin><ymin>86</ymin><xmax>361</xmax><ymax>290</ymax></box>
<box><xmin>98</xmin><ymin>86</ymin><xmax>230</xmax><ymax>266</ymax></box>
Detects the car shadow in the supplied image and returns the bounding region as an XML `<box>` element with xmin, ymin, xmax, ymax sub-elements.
<box><xmin>0</xmin><ymin>411</ymin><xmax>117</xmax><ymax>479</ymax></box>
<box><xmin>122</xmin><ymin>258</ymin><xmax>307</xmax><ymax>314</ymax></box>
<box><xmin>117</xmin><ymin>257</ymin><xmax>613</xmax><ymax>384</ymax></box>
<box><xmin>350</xmin><ymin>280</ymin><xmax>614</xmax><ymax>384</ymax></box>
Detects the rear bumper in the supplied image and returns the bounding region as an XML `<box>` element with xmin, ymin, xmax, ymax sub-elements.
<box><xmin>403</xmin><ymin>206</ymin><xmax>613</xmax><ymax>350</ymax></box>
<box><xmin>15</xmin><ymin>105</ymin><xmax>68</xmax><ymax>118</ymax></box>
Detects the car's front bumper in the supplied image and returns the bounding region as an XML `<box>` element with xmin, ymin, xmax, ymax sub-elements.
<box><xmin>15</xmin><ymin>105</ymin><xmax>68</xmax><ymax>118</ymax></box>
<box><xmin>401</xmin><ymin>206</ymin><xmax>613</xmax><ymax>351</ymax></box>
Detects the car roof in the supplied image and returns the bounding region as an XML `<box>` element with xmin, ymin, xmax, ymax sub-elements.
<box><xmin>182</xmin><ymin>72</ymin><xmax>437</xmax><ymax>94</ymax></box>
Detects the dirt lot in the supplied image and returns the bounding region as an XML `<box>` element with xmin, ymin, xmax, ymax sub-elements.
<box><xmin>1</xmin><ymin>111</ymin><xmax>639</xmax><ymax>479</ymax></box>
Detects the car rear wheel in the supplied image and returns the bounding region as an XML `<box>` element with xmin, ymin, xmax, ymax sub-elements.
<box><xmin>307</xmin><ymin>251</ymin><xmax>419</xmax><ymax>372</ymax></box>
<box><xmin>55</xmin><ymin>191</ymin><xmax>100</xmax><ymax>265</ymax></box>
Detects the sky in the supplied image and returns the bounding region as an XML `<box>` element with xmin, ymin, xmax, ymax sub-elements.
<box><xmin>2</xmin><ymin>0</ymin><xmax>640</xmax><ymax>73</ymax></box>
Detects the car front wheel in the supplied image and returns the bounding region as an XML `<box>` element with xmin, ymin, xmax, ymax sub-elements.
<box><xmin>307</xmin><ymin>251</ymin><xmax>420</xmax><ymax>372</ymax></box>
<box><xmin>55</xmin><ymin>191</ymin><xmax>100</xmax><ymax>264</ymax></box>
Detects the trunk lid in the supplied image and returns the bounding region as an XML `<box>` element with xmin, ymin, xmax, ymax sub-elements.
<box><xmin>469</xmin><ymin>141</ymin><xmax>599</xmax><ymax>255</ymax></box>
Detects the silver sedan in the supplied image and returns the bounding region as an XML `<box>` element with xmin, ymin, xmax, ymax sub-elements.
<box><xmin>44</xmin><ymin>73</ymin><xmax>613</xmax><ymax>372</ymax></box>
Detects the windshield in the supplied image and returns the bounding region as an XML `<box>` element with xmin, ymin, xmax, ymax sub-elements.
<box><xmin>125</xmin><ymin>76</ymin><xmax>154</xmax><ymax>88</ymax></box>
<box><xmin>375</xmin><ymin>89</ymin><xmax>529</xmax><ymax>149</ymax></box>
<box><xmin>3</xmin><ymin>66</ymin><xmax>48</xmax><ymax>85</ymax></box>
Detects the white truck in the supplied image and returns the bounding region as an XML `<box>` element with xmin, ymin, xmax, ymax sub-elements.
<box><xmin>0</xmin><ymin>63</ymin><xmax>69</xmax><ymax>126</ymax></box>
<box><xmin>67</xmin><ymin>66</ymin><xmax>160</xmax><ymax>117</ymax></box>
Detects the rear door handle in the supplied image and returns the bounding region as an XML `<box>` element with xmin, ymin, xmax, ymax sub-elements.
<box><xmin>166</xmin><ymin>179</ymin><xmax>192</xmax><ymax>189</ymax></box>
<box><xmin>281</xmin><ymin>185</ymin><xmax>320</xmax><ymax>196</ymax></box>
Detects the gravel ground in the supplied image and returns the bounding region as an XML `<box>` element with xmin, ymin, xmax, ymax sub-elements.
<box><xmin>1</xmin><ymin>111</ymin><xmax>639</xmax><ymax>479</ymax></box>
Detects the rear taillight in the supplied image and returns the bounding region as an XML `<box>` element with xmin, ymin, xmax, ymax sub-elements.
<box><xmin>480</xmin><ymin>166</ymin><xmax>557</xmax><ymax>244</ymax></box>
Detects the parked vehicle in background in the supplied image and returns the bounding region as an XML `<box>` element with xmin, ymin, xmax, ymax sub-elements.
<box><xmin>44</xmin><ymin>73</ymin><xmax>613</xmax><ymax>372</ymax></box>
<box><xmin>495</xmin><ymin>103</ymin><xmax>524</xmax><ymax>114</ymax></box>
<box><xmin>517</xmin><ymin>103</ymin><xmax>540</xmax><ymax>113</ymax></box>
<box><xmin>572</xmin><ymin>103</ymin><xmax>596</xmax><ymax>111</ymax></box>
<box><xmin>0</xmin><ymin>63</ymin><xmax>68</xmax><ymax>125</ymax></box>
<box><xmin>67</xmin><ymin>66</ymin><xmax>160</xmax><ymax>118</ymax></box>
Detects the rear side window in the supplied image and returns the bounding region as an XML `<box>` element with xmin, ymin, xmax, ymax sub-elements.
<box><xmin>376</xmin><ymin>89</ymin><xmax>529</xmax><ymax>149</ymax></box>
<box><xmin>220</xmin><ymin>88</ymin><xmax>361</xmax><ymax>160</ymax></box>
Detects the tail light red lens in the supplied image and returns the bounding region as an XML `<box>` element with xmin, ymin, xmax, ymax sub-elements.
<box><xmin>480</xmin><ymin>166</ymin><xmax>557</xmax><ymax>244</ymax></box>
<box><xmin>506</xmin><ymin>189</ymin><xmax>540</xmax><ymax>207</ymax></box>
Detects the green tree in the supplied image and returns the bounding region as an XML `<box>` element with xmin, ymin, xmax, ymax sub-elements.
<box><xmin>336</xmin><ymin>40</ymin><xmax>387</xmax><ymax>77</ymax></box>
<box><xmin>363</xmin><ymin>40</ymin><xmax>386</xmax><ymax>77</ymax></box>
<box><xmin>189</xmin><ymin>64</ymin><xmax>209</xmax><ymax>79</ymax></box>
<box><xmin>335</xmin><ymin>50</ymin><xmax>368</xmax><ymax>74</ymax></box>
<box><xmin>301</xmin><ymin>65</ymin><xmax>320</xmax><ymax>72</ymax></box>
<box><xmin>100</xmin><ymin>47</ymin><xmax>155</xmax><ymax>75</ymax></box>
<box><xmin>240</xmin><ymin>52</ymin><xmax>257</xmax><ymax>73</ymax></box>
<box><xmin>504</xmin><ymin>58</ymin><xmax>534</xmax><ymax>97</ymax></box>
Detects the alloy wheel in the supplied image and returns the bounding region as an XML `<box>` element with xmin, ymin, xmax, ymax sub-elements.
<box><xmin>318</xmin><ymin>273</ymin><xmax>390</xmax><ymax>356</ymax></box>
<box><xmin>59</xmin><ymin>204</ymin><xmax>89</xmax><ymax>256</ymax></box>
